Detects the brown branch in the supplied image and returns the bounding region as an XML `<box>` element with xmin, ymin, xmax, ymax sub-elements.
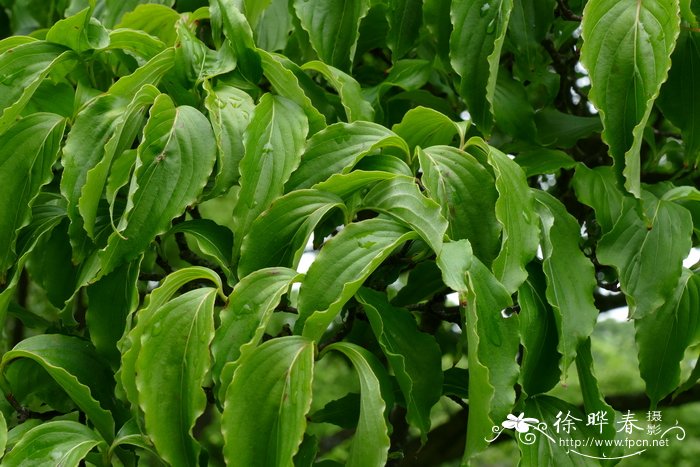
<box><xmin>557</xmin><ymin>0</ymin><xmax>582</xmax><ymax>21</ymax></box>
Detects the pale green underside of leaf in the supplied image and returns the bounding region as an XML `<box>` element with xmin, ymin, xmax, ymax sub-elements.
<box><xmin>581</xmin><ymin>0</ymin><xmax>680</xmax><ymax>196</ymax></box>
<box><xmin>222</xmin><ymin>336</ymin><xmax>315</xmax><ymax>467</ymax></box>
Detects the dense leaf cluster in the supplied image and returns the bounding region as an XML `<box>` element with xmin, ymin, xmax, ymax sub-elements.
<box><xmin>0</xmin><ymin>0</ymin><xmax>698</xmax><ymax>465</ymax></box>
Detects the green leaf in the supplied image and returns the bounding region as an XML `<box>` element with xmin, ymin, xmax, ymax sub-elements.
<box><xmin>418</xmin><ymin>146</ymin><xmax>501</xmax><ymax>264</ymax></box>
<box><xmin>310</xmin><ymin>393</ymin><xmax>360</xmax><ymax>429</ymax></box>
<box><xmin>386</xmin><ymin>0</ymin><xmax>423</xmax><ymax>58</ymax></box>
<box><xmin>356</xmin><ymin>287</ymin><xmax>442</xmax><ymax>440</ymax></box>
<box><xmin>321</xmin><ymin>342</ymin><xmax>392</xmax><ymax>467</ymax></box>
<box><xmin>580</xmin><ymin>0</ymin><xmax>681</xmax><ymax>196</ymax></box>
<box><xmin>301</xmin><ymin>60</ymin><xmax>375</xmax><ymax>122</ymax></box>
<box><xmin>1</xmin><ymin>421</ymin><xmax>104</xmax><ymax>467</ymax></box>
<box><xmin>118</xmin><ymin>267</ymin><xmax>222</xmax><ymax>413</ymax></box>
<box><xmin>534</xmin><ymin>109</ymin><xmax>602</xmax><ymax>149</ymax></box>
<box><xmin>211</xmin><ymin>267</ymin><xmax>301</xmax><ymax>401</ymax></box>
<box><xmin>297</xmin><ymin>217</ymin><xmax>418</xmax><ymax>340</ymax></box>
<box><xmin>435</xmin><ymin>240</ymin><xmax>519</xmax><ymax>458</ymax></box>
<box><xmin>518</xmin><ymin>262</ymin><xmax>560</xmax><ymax>395</ymax></box>
<box><xmin>167</xmin><ymin>219</ymin><xmax>233</xmax><ymax>281</ymax></box>
<box><xmin>203</xmin><ymin>80</ymin><xmax>255</xmax><ymax>196</ymax></box>
<box><xmin>658</xmin><ymin>30</ymin><xmax>700</xmax><ymax>166</ymax></box>
<box><xmin>533</xmin><ymin>191</ymin><xmax>599</xmax><ymax>378</ymax></box>
<box><xmin>46</xmin><ymin>3</ymin><xmax>109</xmax><ymax>52</ymax></box>
<box><xmin>571</xmin><ymin>165</ymin><xmax>625</xmax><ymax>233</ymax></box>
<box><xmin>391</xmin><ymin>260</ymin><xmax>446</xmax><ymax>306</ymax></box>
<box><xmin>292</xmin><ymin>0</ymin><xmax>371</xmax><ymax>71</ymax></box>
<box><xmin>253</xmin><ymin>0</ymin><xmax>292</xmax><ymax>51</ymax></box>
<box><xmin>597</xmin><ymin>191</ymin><xmax>693</xmax><ymax>318</ymax></box>
<box><xmin>259</xmin><ymin>50</ymin><xmax>327</xmax><ymax>134</ymax></box>
<box><xmin>517</xmin><ymin>396</ymin><xmax>596</xmax><ymax>466</ymax></box>
<box><xmin>0</xmin><ymin>334</ymin><xmax>117</xmax><ymax>442</ymax></box>
<box><xmin>233</xmin><ymin>94</ymin><xmax>308</xmax><ymax>257</ymax></box>
<box><xmin>136</xmin><ymin>287</ymin><xmax>217</xmax><ymax>466</ymax></box>
<box><xmin>575</xmin><ymin>339</ymin><xmax>618</xmax><ymax>449</ymax></box>
<box><xmin>393</xmin><ymin>107</ymin><xmax>463</xmax><ymax>151</ymax></box>
<box><xmin>636</xmin><ymin>269</ymin><xmax>700</xmax><ymax>405</ymax></box>
<box><xmin>211</xmin><ymin>0</ymin><xmax>262</xmax><ymax>83</ymax></box>
<box><xmin>483</xmin><ymin>141</ymin><xmax>539</xmax><ymax>293</ymax></box>
<box><xmin>507</xmin><ymin>0</ymin><xmax>555</xmax><ymax>72</ymax></box>
<box><xmin>0</xmin><ymin>41</ymin><xmax>74</xmax><ymax>135</ymax></box>
<box><xmin>86</xmin><ymin>260</ymin><xmax>140</xmax><ymax>368</ymax></box>
<box><xmin>239</xmin><ymin>190</ymin><xmax>346</xmax><ymax>277</ymax></box>
<box><xmin>286</xmin><ymin>121</ymin><xmax>408</xmax><ymax>192</ymax></box>
<box><xmin>107</xmin><ymin>28</ymin><xmax>166</xmax><ymax>60</ymax></box>
<box><xmin>174</xmin><ymin>16</ymin><xmax>236</xmax><ymax>82</ymax></box>
<box><xmin>116</xmin><ymin>4</ymin><xmax>179</xmax><ymax>46</ymax></box>
<box><xmin>515</xmin><ymin>149</ymin><xmax>577</xmax><ymax>177</ymax></box>
<box><xmin>0</xmin><ymin>113</ymin><xmax>65</xmax><ymax>279</ymax></box>
<box><xmin>101</xmin><ymin>0</ymin><xmax>175</xmax><ymax>28</ymax></box>
<box><xmin>0</xmin><ymin>411</ymin><xmax>5</xmax><ymax>457</ymax></box>
<box><xmin>108</xmin><ymin>48</ymin><xmax>175</xmax><ymax>97</ymax></box>
<box><xmin>222</xmin><ymin>336</ymin><xmax>315</xmax><ymax>467</ymax></box>
<box><xmin>312</xmin><ymin>170</ymin><xmax>398</xmax><ymax>198</ymax></box>
<box><xmin>99</xmin><ymin>94</ymin><xmax>217</xmax><ymax>277</ymax></box>
<box><xmin>362</xmin><ymin>176</ymin><xmax>448</xmax><ymax>254</ymax></box>
<box><xmin>450</xmin><ymin>0</ymin><xmax>513</xmax><ymax>133</ymax></box>
<box><xmin>80</xmin><ymin>85</ymin><xmax>161</xmax><ymax>241</ymax></box>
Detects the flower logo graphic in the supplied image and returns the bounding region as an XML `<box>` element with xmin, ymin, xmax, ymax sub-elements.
<box><xmin>502</xmin><ymin>413</ymin><xmax>540</xmax><ymax>433</ymax></box>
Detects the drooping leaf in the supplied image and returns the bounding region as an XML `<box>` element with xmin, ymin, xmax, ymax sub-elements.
<box><xmin>321</xmin><ymin>342</ymin><xmax>393</xmax><ymax>467</ymax></box>
<box><xmin>362</xmin><ymin>176</ymin><xmax>448</xmax><ymax>254</ymax></box>
<box><xmin>99</xmin><ymin>94</ymin><xmax>217</xmax><ymax>277</ymax></box>
<box><xmin>301</xmin><ymin>60</ymin><xmax>375</xmax><ymax>122</ymax></box>
<box><xmin>222</xmin><ymin>336</ymin><xmax>315</xmax><ymax>467</ymax></box>
<box><xmin>167</xmin><ymin>219</ymin><xmax>234</xmax><ymax>282</ymax></box>
<box><xmin>0</xmin><ymin>113</ymin><xmax>65</xmax><ymax>278</ymax></box>
<box><xmin>534</xmin><ymin>109</ymin><xmax>602</xmax><ymax>149</ymax></box>
<box><xmin>483</xmin><ymin>141</ymin><xmax>539</xmax><ymax>293</ymax></box>
<box><xmin>45</xmin><ymin>2</ymin><xmax>109</xmax><ymax>53</ymax></box>
<box><xmin>386</xmin><ymin>0</ymin><xmax>423</xmax><ymax>58</ymax></box>
<box><xmin>356</xmin><ymin>287</ymin><xmax>442</xmax><ymax>440</ymax></box>
<box><xmin>239</xmin><ymin>190</ymin><xmax>346</xmax><ymax>277</ymax></box>
<box><xmin>286</xmin><ymin>121</ymin><xmax>408</xmax><ymax>192</ymax></box>
<box><xmin>101</xmin><ymin>0</ymin><xmax>175</xmax><ymax>28</ymax></box>
<box><xmin>450</xmin><ymin>0</ymin><xmax>514</xmax><ymax>133</ymax></box>
<box><xmin>515</xmin><ymin>149</ymin><xmax>577</xmax><ymax>178</ymax></box>
<box><xmin>292</xmin><ymin>0</ymin><xmax>371</xmax><ymax>71</ymax></box>
<box><xmin>533</xmin><ymin>190</ymin><xmax>599</xmax><ymax>378</ymax></box>
<box><xmin>210</xmin><ymin>0</ymin><xmax>262</xmax><ymax>83</ymax></box>
<box><xmin>436</xmin><ymin>240</ymin><xmax>519</xmax><ymax>459</ymax></box>
<box><xmin>203</xmin><ymin>80</ymin><xmax>255</xmax><ymax>196</ymax></box>
<box><xmin>116</xmin><ymin>3</ymin><xmax>179</xmax><ymax>46</ymax></box>
<box><xmin>418</xmin><ymin>146</ymin><xmax>501</xmax><ymax>264</ymax></box>
<box><xmin>0</xmin><ymin>334</ymin><xmax>117</xmax><ymax>442</ymax></box>
<box><xmin>297</xmin><ymin>217</ymin><xmax>418</xmax><ymax>340</ymax></box>
<box><xmin>259</xmin><ymin>49</ymin><xmax>327</xmax><ymax>134</ymax></box>
<box><xmin>657</xmin><ymin>29</ymin><xmax>700</xmax><ymax>166</ymax></box>
<box><xmin>86</xmin><ymin>259</ymin><xmax>140</xmax><ymax>370</ymax></box>
<box><xmin>232</xmin><ymin>94</ymin><xmax>308</xmax><ymax>258</ymax></box>
<box><xmin>117</xmin><ymin>267</ymin><xmax>223</xmax><ymax>416</ymax></box>
<box><xmin>597</xmin><ymin>191</ymin><xmax>693</xmax><ymax>318</ymax></box>
<box><xmin>507</xmin><ymin>0</ymin><xmax>555</xmax><ymax>73</ymax></box>
<box><xmin>391</xmin><ymin>260</ymin><xmax>446</xmax><ymax>307</ymax></box>
<box><xmin>580</xmin><ymin>0</ymin><xmax>681</xmax><ymax>196</ymax></box>
<box><xmin>1</xmin><ymin>421</ymin><xmax>105</xmax><ymax>467</ymax></box>
<box><xmin>393</xmin><ymin>107</ymin><xmax>463</xmax><ymax>151</ymax></box>
<box><xmin>571</xmin><ymin>164</ymin><xmax>625</xmax><ymax>233</ymax></box>
<box><xmin>211</xmin><ymin>267</ymin><xmax>301</xmax><ymax>401</ymax></box>
<box><xmin>107</xmin><ymin>28</ymin><xmax>166</xmax><ymax>60</ymax></box>
<box><xmin>518</xmin><ymin>262</ymin><xmax>560</xmax><ymax>396</ymax></box>
<box><xmin>636</xmin><ymin>269</ymin><xmax>700</xmax><ymax>405</ymax></box>
<box><xmin>0</xmin><ymin>41</ymin><xmax>74</xmax><ymax>135</ymax></box>
<box><xmin>253</xmin><ymin>0</ymin><xmax>293</xmax><ymax>51</ymax></box>
<box><xmin>79</xmin><ymin>85</ymin><xmax>161</xmax><ymax>241</ymax></box>
<box><xmin>136</xmin><ymin>288</ymin><xmax>217</xmax><ymax>466</ymax></box>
